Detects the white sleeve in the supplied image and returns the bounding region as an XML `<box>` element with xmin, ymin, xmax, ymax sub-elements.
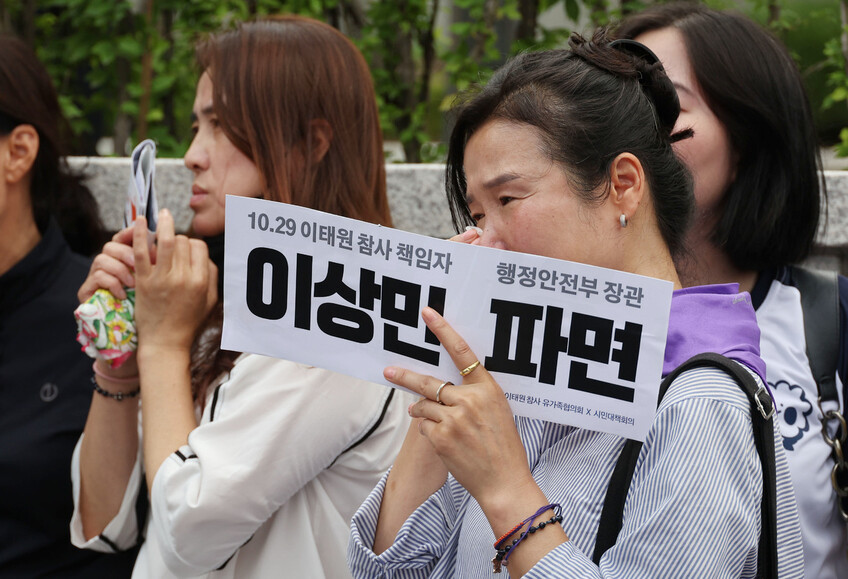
<box><xmin>69</xmin><ymin>431</ymin><xmax>145</xmax><ymax>552</ymax></box>
<box><xmin>149</xmin><ymin>354</ymin><xmax>393</xmax><ymax>576</ymax></box>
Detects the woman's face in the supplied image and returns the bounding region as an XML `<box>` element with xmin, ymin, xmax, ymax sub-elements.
<box><xmin>463</xmin><ymin>120</ymin><xmax>620</xmax><ymax>269</ymax></box>
<box><xmin>636</xmin><ymin>27</ymin><xmax>736</xmax><ymax>223</ymax></box>
<box><xmin>184</xmin><ymin>72</ymin><xmax>263</xmax><ymax>237</ymax></box>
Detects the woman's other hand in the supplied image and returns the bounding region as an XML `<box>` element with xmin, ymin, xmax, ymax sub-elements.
<box><xmin>77</xmin><ymin>227</ymin><xmax>137</xmax><ymax>302</ymax></box>
<box><xmin>448</xmin><ymin>226</ymin><xmax>482</xmax><ymax>245</ymax></box>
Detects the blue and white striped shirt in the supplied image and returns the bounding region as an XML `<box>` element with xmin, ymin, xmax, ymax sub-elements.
<box><xmin>348</xmin><ymin>366</ymin><xmax>804</xmax><ymax>578</ymax></box>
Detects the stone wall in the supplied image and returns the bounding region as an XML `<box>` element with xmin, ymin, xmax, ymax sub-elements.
<box><xmin>70</xmin><ymin>157</ymin><xmax>848</xmax><ymax>273</ymax></box>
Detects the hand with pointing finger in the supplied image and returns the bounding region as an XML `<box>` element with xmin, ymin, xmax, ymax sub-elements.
<box><xmin>383</xmin><ymin>307</ymin><xmax>536</xmax><ymax>512</ymax></box>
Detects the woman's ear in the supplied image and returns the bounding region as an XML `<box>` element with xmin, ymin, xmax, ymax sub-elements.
<box><xmin>309</xmin><ymin>119</ymin><xmax>333</xmax><ymax>164</ymax></box>
<box><xmin>3</xmin><ymin>124</ymin><xmax>39</xmax><ymax>184</ymax></box>
<box><xmin>609</xmin><ymin>152</ymin><xmax>645</xmax><ymax>221</ymax></box>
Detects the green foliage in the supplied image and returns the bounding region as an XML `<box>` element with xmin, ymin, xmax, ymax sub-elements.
<box><xmin>823</xmin><ymin>36</ymin><xmax>848</xmax><ymax>110</ymax></box>
<box><xmin>2</xmin><ymin>0</ymin><xmax>845</xmax><ymax>162</ymax></box>
<box><xmin>564</xmin><ymin>0</ymin><xmax>580</xmax><ymax>22</ymax></box>
<box><xmin>779</xmin><ymin>0</ymin><xmax>845</xmax><ymax>143</ymax></box>
<box><xmin>823</xmin><ymin>31</ymin><xmax>848</xmax><ymax>156</ymax></box>
<box><xmin>13</xmin><ymin>0</ymin><xmax>243</xmax><ymax>155</ymax></box>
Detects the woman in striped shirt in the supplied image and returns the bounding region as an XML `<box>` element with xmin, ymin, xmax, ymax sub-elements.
<box><xmin>347</xmin><ymin>31</ymin><xmax>804</xmax><ymax>578</ymax></box>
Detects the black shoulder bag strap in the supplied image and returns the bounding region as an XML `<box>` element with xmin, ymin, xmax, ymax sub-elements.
<box><xmin>592</xmin><ymin>353</ymin><xmax>778</xmax><ymax>578</ymax></box>
<box><xmin>791</xmin><ymin>265</ymin><xmax>840</xmax><ymax>404</ymax></box>
<box><xmin>790</xmin><ymin>265</ymin><xmax>848</xmax><ymax>527</ymax></box>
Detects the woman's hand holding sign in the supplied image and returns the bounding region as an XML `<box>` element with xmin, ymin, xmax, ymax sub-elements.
<box><xmin>378</xmin><ymin>307</ymin><xmax>568</xmax><ymax>573</ymax></box>
<box><xmin>384</xmin><ymin>307</ymin><xmax>532</xmax><ymax>509</ymax></box>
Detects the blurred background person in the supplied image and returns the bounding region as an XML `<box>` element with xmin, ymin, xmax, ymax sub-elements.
<box><xmin>617</xmin><ymin>3</ymin><xmax>847</xmax><ymax>577</ymax></box>
<box><xmin>0</xmin><ymin>34</ymin><xmax>137</xmax><ymax>577</ymax></box>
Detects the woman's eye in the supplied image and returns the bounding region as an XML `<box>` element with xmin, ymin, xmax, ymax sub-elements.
<box><xmin>190</xmin><ymin>123</ymin><xmax>199</xmax><ymax>137</ymax></box>
<box><xmin>500</xmin><ymin>196</ymin><xmax>514</xmax><ymax>206</ymax></box>
<box><xmin>470</xmin><ymin>213</ymin><xmax>484</xmax><ymax>223</ymax></box>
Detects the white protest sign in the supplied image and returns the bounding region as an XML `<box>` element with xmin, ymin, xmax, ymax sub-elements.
<box><xmin>222</xmin><ymin>196</ymin><xmax>673</xmax><ymax>441</ymax></box>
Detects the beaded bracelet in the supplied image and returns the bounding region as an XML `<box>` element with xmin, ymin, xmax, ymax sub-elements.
<box><xmin>493</xmin><ymin>503</ymin><xmax>559</xmax><ymax>550</ymax></box>
<box><xmin>91</xmin><ymin>376</ymin><xmax>140</xmax><ymax>402</ymax></box>
<box><xmin>494</xmin><ymin>520</ymin><xmax>527</xmax><ymax>549</ymax></box>
<box><xmin>492</xmin><ymin>504</ymin><xmax>563</xmax><ymax>573</ymax></box>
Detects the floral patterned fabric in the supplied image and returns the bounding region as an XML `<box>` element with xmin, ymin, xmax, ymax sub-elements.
<box><xmin>74</xmin><ymin>288</ymin><xmax>136</xmax><ymax>368</ymax></box>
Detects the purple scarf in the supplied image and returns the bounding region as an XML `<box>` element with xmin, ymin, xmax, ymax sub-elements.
<box><xmin>663</xmin><ymin>283</ymin><xmax>767</xmax><ymax>387</ymax></box>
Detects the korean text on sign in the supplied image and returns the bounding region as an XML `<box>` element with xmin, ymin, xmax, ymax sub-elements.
<box><xmin>222</xmin><ymin>196</ymin><xmax>673</xmax><ymax>441</ymax></box>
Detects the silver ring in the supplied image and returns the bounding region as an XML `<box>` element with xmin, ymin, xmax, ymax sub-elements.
<box><xmin>435</xmin><ymin>381</ymin><xmax>453</xmax><ymax>405</ymax></box>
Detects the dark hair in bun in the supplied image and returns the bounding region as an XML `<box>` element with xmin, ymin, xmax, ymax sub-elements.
<box><xmin>600</xmin><ymin>37</ymin><xmax>693</xmax><ymax>144</ymax></box>
<box><xmin>446</xmin><ymin>28</ymin><xmax>693</xmax><ymax>257</ymax></box>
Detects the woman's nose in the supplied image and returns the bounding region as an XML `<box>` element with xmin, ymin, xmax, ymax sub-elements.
<box><xmin>183</xmin><ymin>136</ymin><xmax>208</xmax><ymax>172</ymax></box>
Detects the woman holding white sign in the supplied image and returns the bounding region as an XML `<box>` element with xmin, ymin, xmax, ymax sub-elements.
<box><xmin>71</xmin><ymin>16</ymin><xmax>411</xmax><ymax>578</ymax></box>
<box><xmin>348</xmin><ymin>32</ymin><xmax>803</xmax><ymax>577</ymax></box>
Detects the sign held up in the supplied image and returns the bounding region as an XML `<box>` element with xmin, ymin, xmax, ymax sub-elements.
<box><xmin>222</xmin><ymin>196</ymin><xmax>673</xmax><ymax>441</ymax></box>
